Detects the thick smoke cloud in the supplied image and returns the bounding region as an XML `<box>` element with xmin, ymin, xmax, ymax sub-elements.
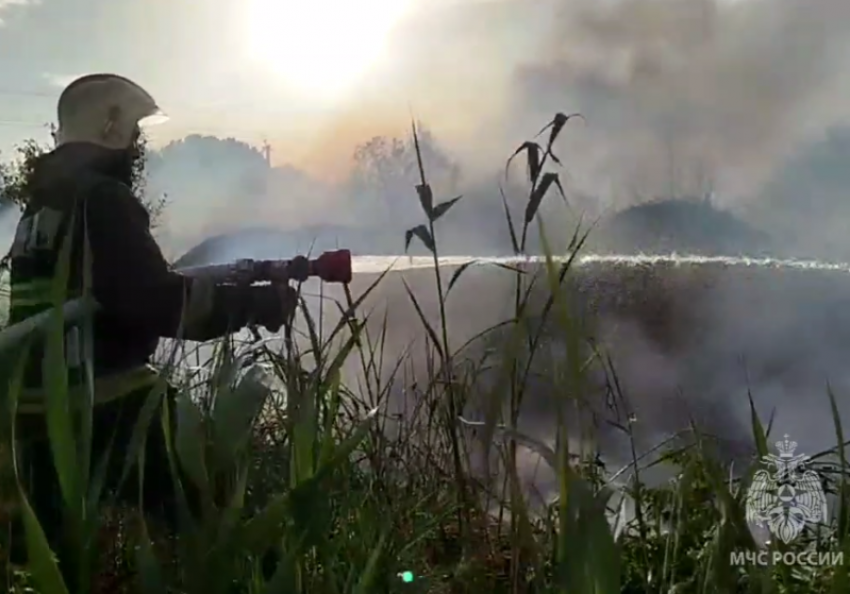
<box><xmin>116</xmin><ymin>0</ymin><xmax>850</xmax><ymax>509</ymax></box>
<box><xmin>508</xmin><ymin>0</ymin><xmax>850</xmax><ymax>208</ymax></box>
<box><xmin>151</xmin><ymin>0</ymin><xmax>850</xmax><ymax>256</ymax></box>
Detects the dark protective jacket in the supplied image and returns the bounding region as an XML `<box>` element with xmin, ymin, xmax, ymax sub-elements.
<box><xmin>7</xmin><ymin>142</ymin><xmax>253</xmax><ymax>410</ymax></box>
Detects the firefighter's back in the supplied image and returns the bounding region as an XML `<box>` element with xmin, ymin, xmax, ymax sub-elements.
<box><xmin>7</xmin><ymin>143</ymin><xmax>160</xmax><ymax>408</ymax></box>
<box><xmin>8</xmin><ymin>148</ymin><xmax>93</xmax><ymax>388</ymax></box>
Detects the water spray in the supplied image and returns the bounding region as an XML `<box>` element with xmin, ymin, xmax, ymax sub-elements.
<box><xmin>6</xmin><ymin>249</ymin><xmax>850</xmax><ymax>354</ymax></box>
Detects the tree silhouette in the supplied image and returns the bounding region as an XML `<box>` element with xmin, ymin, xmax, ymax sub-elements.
<box><xmin>347</xmin><ymin>124</ymin><xmax>460</xmax><ymax>227</ymax></box>
<box><xmin>146</xmin><ymin>134</ymin><xmax>269</xmax><ymax>202</ymax></box>
<box><xmin>0</xmin><ymin>129</ymin><xmax>166</xmax><ymax>226</ymax></box>
<box><xmin>0</xmin><ymin>130</ymin><xmax>166</xmax><ymax>274</ymax></box>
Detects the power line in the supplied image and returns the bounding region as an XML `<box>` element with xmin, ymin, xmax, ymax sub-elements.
<box><xmin>0</xmin><ymin>86</ymin><xmax>308</xmax><ymax>149</ymax></box>
<box><xmin>0</xmin><ymin>84</ymin><xmax>309</xmax><ymax>138</ymax></box>
<box><xmin>0</xmin><ymin>119</ymin><xmax>50</xmax><ymax>128</ymax></box>
<box><xmin>0</xmin><ymin>85</ymin><xmax>243</xmax><ymax>105</ymax></box>
<box><xmin>0</xmin><ymin>87</ymin><xmax>56</xmax><ymax>99</ymax></box>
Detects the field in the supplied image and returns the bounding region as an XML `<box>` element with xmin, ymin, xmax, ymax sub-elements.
<box><xmin>2</xmin><ymin>117</ymin><xmax>850</xmax><ymax>594</ymax></box>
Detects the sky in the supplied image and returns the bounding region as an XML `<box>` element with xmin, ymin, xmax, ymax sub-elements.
<box><xmin>0</xmin><ymin>0</ymin><xmax>543</xmax><ymax>177</ymax></box>
<box><xmin>3</xmin><ymin>0</ymin><xmax>850</xmax><ymax>207</ymax></box>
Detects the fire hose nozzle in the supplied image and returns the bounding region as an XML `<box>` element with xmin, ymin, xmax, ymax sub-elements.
<box><xmin>311</xmin><ymin>249</ymin><xmax>352</xmax><ymax>284</ymax></box>
<box><xmin>178</xmin><ymin>250</ymin><xmax>353</xmax><ymax>284</ymax></box>
<box><xmin>257</xmin><ymin>249</ymin><xmax>352</xmax><ymax>284</ymax></box>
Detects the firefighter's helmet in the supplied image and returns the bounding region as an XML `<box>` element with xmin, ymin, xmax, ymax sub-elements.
<box><xmin>55</xmin><ymin>74</ymin><xmax>168</xmax><ymax>150</ymax></box>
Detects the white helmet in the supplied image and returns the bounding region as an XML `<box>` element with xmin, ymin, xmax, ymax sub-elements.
<box><xmin>55</xmin><ymin>73</ymin><xmax>168</xmax><ymax>150</ymax></box>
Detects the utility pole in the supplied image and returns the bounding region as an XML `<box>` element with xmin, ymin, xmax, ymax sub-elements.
<box><xmin>262</xmin><ymin>140</ymin><xmax>272</xmax><ymax>166</ymax></box>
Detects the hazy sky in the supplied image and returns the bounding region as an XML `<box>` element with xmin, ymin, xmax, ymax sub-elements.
<box><xmin>0</xmin><ymin>0</ymin><xmax>541</xmax><ymax>177</ymax></box>
<box><xmin>3</xmin><ymin>0</ymin><xmax>850</xmax><ymax>204</ymax></box>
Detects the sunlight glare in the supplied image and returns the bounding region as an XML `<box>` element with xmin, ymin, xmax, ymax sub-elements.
<box><xmin>245</xmin><ymin>0</ymin><xmax>412</xmax><ymax>100</ymax></box>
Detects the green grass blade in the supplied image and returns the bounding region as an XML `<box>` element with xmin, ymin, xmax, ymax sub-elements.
<box><xmin>7</xmin><ymin>336</ymin><xmax>69</xmax><ymax>594</ymax></box>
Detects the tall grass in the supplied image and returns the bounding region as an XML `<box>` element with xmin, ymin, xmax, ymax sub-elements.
<box><xmin>1</xmin><ymin>116</ymin><xmax>850</xmax><ymax>593</ymax></box>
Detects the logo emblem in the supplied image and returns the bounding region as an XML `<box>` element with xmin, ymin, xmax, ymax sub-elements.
<box><xmin>745</xmin><ymin>434</ymin><xmax>828</xmax><ymax>544</ymax></box>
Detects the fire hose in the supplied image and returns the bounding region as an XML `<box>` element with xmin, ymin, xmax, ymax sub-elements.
<box><xmin>0</xmin><ymin>249</ymin><xmax>353</xmax><ymax>353</ymax></box>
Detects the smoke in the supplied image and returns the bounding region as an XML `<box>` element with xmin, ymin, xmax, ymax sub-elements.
<box><xmin>444</xmin><ymin>256</ymin><xmax>850</xmax><ymax>501</ymax></box>
<box><xmin>82</xmin><ymin>0</ymin><xmax>850</xmax><ymax>514</ymax></box>
<box><xmin>505</xmin><ymin>0</ymin><xmax>850</xmax><ymax>206</ymax></box>
<box><xmin>9</xmin><ymin>0</ymin><xmax>850</xmax><ymax>509</ymax></box>
<box><xmin>247</xmin><ymin>0</ymin><xmax>850</xmax><ymax>238</ymax></box>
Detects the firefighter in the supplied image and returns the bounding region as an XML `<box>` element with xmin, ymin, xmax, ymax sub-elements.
<box><xmin>6</xmin><ymin>74</ymin><xmax>297</xmax><ymax>582</ymax></box>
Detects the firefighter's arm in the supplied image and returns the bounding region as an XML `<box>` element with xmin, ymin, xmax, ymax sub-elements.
<box><xmin>84</xmin><ymin>180</ymin><xmax>279</xmax><ymax>341</ymax></box>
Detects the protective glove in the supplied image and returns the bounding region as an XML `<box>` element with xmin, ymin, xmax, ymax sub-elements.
<box><xmin>285</xmin><ymin>255</ymin><xmax>311</xmax><ymax>282</ymax></box>
<box><xmin>248</xmin><ymin>283</ymin><xmax>299</xmax><ymax>332</ymax></box>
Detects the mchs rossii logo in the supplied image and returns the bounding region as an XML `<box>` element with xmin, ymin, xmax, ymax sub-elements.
<box><xmin>730</xmin><ymin>434</ymin><xmax>842</xmax><ymax>568</ymax></box>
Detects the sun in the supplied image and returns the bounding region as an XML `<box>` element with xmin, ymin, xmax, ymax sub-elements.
<box><xmin>244</xmin><ymin>0</ymin><xmax>411</xmax><ymax>100</ymax></box>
